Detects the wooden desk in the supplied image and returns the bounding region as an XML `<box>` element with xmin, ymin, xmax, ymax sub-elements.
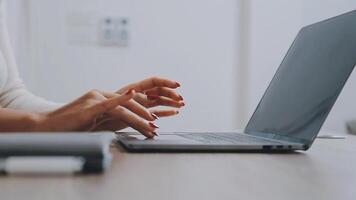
<box><xmin>1</xmin><ymin>134</ymin><xmax>356</xmax><ymax>200</ymax></box>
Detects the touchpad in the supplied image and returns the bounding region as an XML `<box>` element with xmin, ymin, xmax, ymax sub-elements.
<box><xmin>116</xmin><ymin>133</ymin><xmax>200</xmax><ymax>145</ymax></box>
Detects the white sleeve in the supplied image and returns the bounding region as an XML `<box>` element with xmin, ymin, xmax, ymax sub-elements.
<box><xmin>0</xmin><ymin>1</ymin><xmax>62</xmax><ymax>112</ymax></box>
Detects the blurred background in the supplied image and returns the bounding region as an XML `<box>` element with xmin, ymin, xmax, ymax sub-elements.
<box><xmin>6</xmin><ymin>0</ymin><xmax>356</xmax><ymax>133</ymax></box>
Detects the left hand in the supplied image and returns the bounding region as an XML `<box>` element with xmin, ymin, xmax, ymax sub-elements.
<box><xmin>94</xmin><ymin>77</ymin><xmax>185</xmax><ymax>132</ymax></box>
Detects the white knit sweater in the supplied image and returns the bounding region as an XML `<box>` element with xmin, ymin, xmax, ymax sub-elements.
<box><xmin>0</xmin><ymin>0</ymin><xmax>60</xmax><ymax>112</ymax></box>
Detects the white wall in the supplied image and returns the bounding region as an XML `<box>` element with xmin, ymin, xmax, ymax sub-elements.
<box><xmin>245</xmin><ymin>0</ymin><xmax>303</xmax><ymax>123</ymax></box>
<box><xmin>245</xmin><ymin>0</ymin><xmax>356</xmax><ymax>133</ymax></box>
<box><xmin>6</xmin><ymin>0</ymin><xmax>30</xmax><ymax>81</ymax></box>
<box><xmin>25</xmin><ymin>0</ymin><xmax>241</xmax><ymax>132</ymax></box>
<box><xmin>8</xmin><ymin>0</ymin><xmax>356</xmax><ymax>133</ymax></box>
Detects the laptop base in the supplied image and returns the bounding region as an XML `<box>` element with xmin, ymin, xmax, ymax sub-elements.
<box><xmin>115</xmin><ymin>132</ymin><xmax>305</xmax><ymax>153</ymax></box>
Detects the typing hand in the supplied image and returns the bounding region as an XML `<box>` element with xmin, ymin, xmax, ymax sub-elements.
<box><xmin>35</xmin><ymin>77</ymin><xmax>184</xmax><ymax>138</ymax></box>
<box><xmin>94</xmin><ymin>77</ymin><xmax>185</xmax><ymax>137</ymax></box>
<box><xmin>34</xmin><ymin>89</ymin><xmax>136</xmax><ymax>132</ymax></box>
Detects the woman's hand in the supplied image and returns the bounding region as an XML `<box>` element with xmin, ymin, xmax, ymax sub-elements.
<box><xmin>33</xmin><ymin>77</ymin><xmax>184</xmax><ymax>138</ymax></box>
<box><xmin>94</xmin><ymin>77</ymin><xmax>185</xmax><ymax>133</ymax></box>
<box><xmin>34</xmin><ymin>89</ymin><xmax>139</xmax><ymax>131</ymax></box>
<box><xmin>117</xmin><ymin>76</ymin><xmax>184</xmax><ymax>116</ymax></box>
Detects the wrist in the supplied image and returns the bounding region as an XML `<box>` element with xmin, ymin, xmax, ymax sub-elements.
<box><xmin>26</xmin><ymin>112</ymin><xmax>49</xmax><ymax>132</ymax></box>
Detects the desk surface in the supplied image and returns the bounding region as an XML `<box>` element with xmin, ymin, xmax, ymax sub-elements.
<box><xmin>1</xmin><ymin>134</ymin><xmax>356</xmax><ymax>200</ymax></box>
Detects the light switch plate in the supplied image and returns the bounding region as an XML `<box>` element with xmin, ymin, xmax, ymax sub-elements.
<box><xmin>66</xmin><ymin>12</ymin><xmax>129</xmax><ymax>47</ymax></box>
<box><xmin>98</xmin><ymin>16</ymin><xmax>129</xmax><ymax>47</ymax></box>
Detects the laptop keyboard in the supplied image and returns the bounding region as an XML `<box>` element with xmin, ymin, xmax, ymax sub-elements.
<box><xmin>179</xmin><ymin>132</ymin><xmax>282</xmax><ymax>145</ymax></box>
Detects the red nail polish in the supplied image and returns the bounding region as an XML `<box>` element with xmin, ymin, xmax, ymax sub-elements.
<box><xmin>152</xmin><ymin>132</ymin><xmax>159</xmax><ymax>136</ymax></box>
<box><xmin>125</xmin><ymin>89</ymin><xmax>135</xmax><ymax>95</ymax></box>
<box><xmin>175</xmin><ymin>82</ymin><xmax>181</xmax><ymax>87</ymax></box>
<box><xmin>149</xmin><ymin>122</ymin><xmax>159</xmax><ymax>129</ymax></box>
<box><xmin>175</xmin><ymin>110</ymin><xmax>180</xmax><ymax>114</ymax></box>
<box><xmin>151</xmin><ymin>113</ymin><xmax>159</xmax><ymax>120</ymax></box>
<box><xmin>147</xmin><ymin>95</ymin><xmax>160</xmax><ymax>100</ymax></box>
<box><xmin>178</xmin><ymin>95</ymin><xmax>184</xmax><ymax>100</ymax></box>
<box><xmin>181</xmin><ymin>102</ymin><xmax>185</xmax><ymax>106</ymax></box>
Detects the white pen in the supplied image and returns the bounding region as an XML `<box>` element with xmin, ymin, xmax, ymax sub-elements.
<box><xmin>317</xmin><ymin>135</ymin><xmax>347</xmax><ymax>139</ymax></box>
<box><xmin>0</xmin><ymin>157</ymin><xmax>84</xmax><ymax>175</ymax></box>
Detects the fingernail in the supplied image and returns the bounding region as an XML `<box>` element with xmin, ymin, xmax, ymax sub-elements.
<box><xmin>178</xmin><ymin>95</ymin><xmax>184</xmax><ymax>100</ymax></box>
<box><xmin>151</xmin><ymin>113</ymin><xmax>159</xmax><ymax>120</ymax></box>
<box><xmin>175</xmin><ymin>110</ymin><xmax>180</xmax><ymax>114</ymax></box>
<box><xmin>181</xmin><ymin>102</ymin><xmax>185</xmax><ymax>106</ymax></box>
<box><xmin>147</xmin><ymin>95</ymin><xmax>160</xmax><ymax>100</ymax></box>
<box><xmin>152</xmin><ymin>132</ymin><xmax>159</xmax><ymax>136</ymax></box>
<box><xmin>175</xmin><ymin>82</ymin><xmax>181</xmax><ymax>87</ymax></box>
<box><xmin>125</xmin><ymin>89</ymin><xmax>135</xmax><ymax>95</ymax></box>
<box><xmin>149</xmin><ymin>122</ymin><xmax>159</xmax><ymax>129</ymax></box>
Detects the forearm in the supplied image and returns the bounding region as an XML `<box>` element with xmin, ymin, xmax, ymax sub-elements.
<box><xmin>0</xmin><ymin>108</ymin><xmax>43</xmax><ymax>132</ymax></box>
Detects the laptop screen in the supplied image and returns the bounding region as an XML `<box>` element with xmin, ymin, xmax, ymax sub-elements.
<box><xmin>245</xmin><ymin>10</ymin><xmax>356</xmax><ymax>145</ymax></box>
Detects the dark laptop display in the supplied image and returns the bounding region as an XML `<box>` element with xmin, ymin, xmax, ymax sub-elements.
<box><xmin>245</xmin><ymin>10</ymin><xmax>356</xmax><ymax>146</ymax></box>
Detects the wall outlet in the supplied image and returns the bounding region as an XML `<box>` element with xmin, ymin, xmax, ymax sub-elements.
<box><xmin>98</xmin><ymin>17</ymin><xmax>129</xmax><ymax>47</ymax></box>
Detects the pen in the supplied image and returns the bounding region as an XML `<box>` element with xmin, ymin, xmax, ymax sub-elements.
<box><xmin>317</xmin><ymin>135</ymin><xmax>347</xmax><ymax>139</ymax></box>
<box><xmin>0</xmin><ymin>156</ymin><xmax>84</xmax><ymax>175</ymax></box>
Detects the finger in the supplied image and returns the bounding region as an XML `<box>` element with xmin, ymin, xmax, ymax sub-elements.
<box><xmin>88</xmin><ymin>89</ymin><xmax>135</xmax><ymax>116</ymax></box>
<box><xmin>122</xmin><ymin>99</ymin><xmax>157</xmax><ymax>121</ymax></box>
<box><xmin>147</xmin><ymin>95</ymin><xmax>185</xmax><ymax>108</ymax></box>
<box><xmin>96</xmin><ymin>89</ymin><xmax>158</xmax><ymax>120</ymax></box>
<box><xmin>134</xmin><ymin>93</ymin><xmax>184</xmax><ymax>108</ymax></box>
<box><xmin>109</xmin><ymin>107</ymin><xmax>158</xmax><ymax>138</ymax></box>
<box><xmin>151</xmin><ymin>110</ymin><xmax>180</xmax><ymax>117</ymax></box>
<box><xmin>144</xmin><ymin>87</ymin><xmax>183</xmax><ymax>101</ymax></box>
<box><xmin>119</xmin><ymin>77</ymin><xmax>181</xmax><ymax>93</ymax></box>
<box><xmin>133</xmin><ymin>93</ymin><xmax>151</xmax><ymax>108</ymax></box>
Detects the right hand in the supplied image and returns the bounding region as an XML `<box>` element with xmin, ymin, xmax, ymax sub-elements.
<box><xmin>34</xmin><ymin>89</ymin><xmax>159</xmax><ymax>137</ymax></box>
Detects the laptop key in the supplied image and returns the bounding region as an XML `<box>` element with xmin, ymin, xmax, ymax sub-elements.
<box><xmin>179</xmin><ymin>133</ymin><xmax>282</xmax><ymax>145</ymax></box>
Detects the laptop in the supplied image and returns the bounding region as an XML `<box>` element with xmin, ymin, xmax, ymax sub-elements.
<box><xmin>116</xmin><ymin>10</ymin><xmax>356</xmax><ymax>152</ymax></box>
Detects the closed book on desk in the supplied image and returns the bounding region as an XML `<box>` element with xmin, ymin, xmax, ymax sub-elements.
<box><xmin>0</xmin><ymin>133</ymin><xmax>113</xmax><ymax>174</ymax></box>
